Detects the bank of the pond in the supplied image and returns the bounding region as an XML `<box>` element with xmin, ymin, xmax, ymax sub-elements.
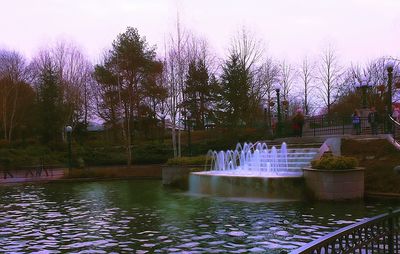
<box><xmin>0</xmin><ymin>164</ymin><xmax>162</xmax><ymax>184</ymax></box>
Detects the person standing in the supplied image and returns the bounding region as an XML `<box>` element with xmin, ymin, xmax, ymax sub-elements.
<box><xmin>393</xmin><ymin>107</ymin><xmax>400</xmax><ymax>123</ymax></box>
<box><xmin>368</xmin><ymin>107</ymin><xmax>380</xmax><ymax>135</ymax></box>
<box><xmin>292</xmin><ymin>110</ymin><xmax>305</xmax><ymax>137</ymax></box>
<box><xmin>352</xmin><ymin>109</ymin><xmax>361</xmax><ymax>135</ymax></box>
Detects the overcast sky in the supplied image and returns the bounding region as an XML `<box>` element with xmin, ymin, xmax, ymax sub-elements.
<box><xmin>1</xmin><ymin>0</ymin><xmax>399</xmax><ymax>65</ymax></box>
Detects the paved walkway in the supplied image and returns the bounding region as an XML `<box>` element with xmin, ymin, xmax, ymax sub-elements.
<box><xmin>0</xmin><ymin>164</ymin><xmax>162</xmax><ymax>184</ymax></box>
<box><xmin>0</xmin><ymin>168</ymin><xmax>65</xmax><ymax>184</ymax></box>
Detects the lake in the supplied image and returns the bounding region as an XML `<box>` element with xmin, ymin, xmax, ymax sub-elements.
<box><xmin>0</xmin><ymin>179</ymin><xmax>397</xmax><ymax>253</ymax></box>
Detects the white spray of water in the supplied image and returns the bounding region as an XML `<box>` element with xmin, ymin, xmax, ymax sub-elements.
<box><xmin>206</xmin><ymin>142</ymin><xmax>293</xmax><ymax>176</ymax></box>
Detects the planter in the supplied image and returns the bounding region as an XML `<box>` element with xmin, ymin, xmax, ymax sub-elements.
<box><xmin>303</xmin><ymin>167</ymin><xmax>365</xmax><ymax>200</ymax></box>
<box><xmin>162</xmin><ymin>165</ymin><xmax>203</xmax><ymax>189</ymax></box>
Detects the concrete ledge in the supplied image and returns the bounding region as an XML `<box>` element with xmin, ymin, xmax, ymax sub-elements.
<box><xmin>189</xmin><ymin>173</ymin><xmax>306</xmax><ymax>199</ymax></box>
<box><xmin>303</xmin><ymin>167</ymin><xmax>365</xmax><ymax>200</ymax></box>
<box><xmin>68</xmin><ymin>165</ymin><xmax>162</xmax><ymax>179</ymax></box>
<box><xmin>162</xmin><ymin>165</ymin><xmax>203</xmax><ymax>189</ymax></box>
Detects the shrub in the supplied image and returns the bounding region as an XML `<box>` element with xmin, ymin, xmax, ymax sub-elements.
<box><xmin>166</xmin><ymin>155</ymin><xmax>208</xmax><ymax>166</ymax></box>
<box><xmin>311</xmin><ymin>156</ymin><xmax>358</xmax><ymax>170</ymax></box>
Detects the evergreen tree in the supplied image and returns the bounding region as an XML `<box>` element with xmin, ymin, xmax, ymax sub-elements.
<box><xmin>218</xmin><ymin>53</ymin><xmax>251</xmax><ymax>127</ymax></box>
<box><xmin>93</xmin><ymin>64</ymin><xmax>121</xmax><ymax>142</ymax></box>
<box><xmin>37</xmin><ymin>63</ymin><xmax>64</xmax><ymax>144</ymax></box>
<box><xmin>184</xmin><ymin>59</ymin><xmax>213</xmax><ymax>129</ymax></box>
<box><xmin>93</xmin><ymin>27</ymin><xmax>159</xmax><ymax>165</ymax></box>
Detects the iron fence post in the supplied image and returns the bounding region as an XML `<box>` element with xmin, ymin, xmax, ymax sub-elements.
<box><xmin>321</xmin><ymin>115</ymin><xmax>324</xmax><ymax>128</ymax></box>
<box><xmin>342</xmin><ymin>117</ymin><xmax>345</xmax><ymax>135</ymax></box>
<box><xmin>313</xmin><ymin>118</ymin><xmax>316</xmax><ymax>136</ymax></box>
<box><xmin>388</xmin><ymin>208</ymin><xmax>394</xmax><ymax>254</ymax></box>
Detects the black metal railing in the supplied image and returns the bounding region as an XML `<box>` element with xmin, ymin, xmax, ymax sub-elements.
<box><xmin>389</xmin><ymin>116</ymin><xmax>400</xmax><ymax>144</ymax></box>
<box><xmin>303</xmin><ymin>115</ymin><xmax>388</xmax><ymax>136</ymax></box>
<box><xmin>290</xmin><ymin>208</ymin><xmax>400</xmax><ymax>254</ymax></box>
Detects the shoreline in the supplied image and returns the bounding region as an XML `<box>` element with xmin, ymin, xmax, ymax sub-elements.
<box><xmin>0</xmin><ymin>164</ymin><xmax>162</xmax><ymax>185</ymax></box>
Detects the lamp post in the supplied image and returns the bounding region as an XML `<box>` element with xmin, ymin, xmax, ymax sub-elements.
<box><xmin>65</xmin><ymin>125</ymin><xmax>72</xmax><ymax>170</ymax></box>
<box><xmin>274</xmin><ymin>83</ymin><xmax>282</xmax><ymax>136</ymax></box>
<box><xmin>186</xmin><ymin>112</ymin><xmax>192</xmax><ymax>156</ymax></box>
<box><xmin>357</xmin><ymin>78</ymin><xmax>370</xmax><ymax>109</ymax></box>
<box><xmin>386</xmin><ymin>61</ymin><xmax>394</xmax><ymax>133</ymax></box>
<box><xmin>159</xmin><ymin>110</ymin><xmax>167</xmax><ymax>143</ymax></box>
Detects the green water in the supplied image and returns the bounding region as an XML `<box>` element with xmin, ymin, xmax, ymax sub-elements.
<box><xmin>0</xmin><ymin>179</ymin><xmax>397</xmax><ymax>253</ymax></box>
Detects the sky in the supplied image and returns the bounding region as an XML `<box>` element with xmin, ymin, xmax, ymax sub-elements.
<box><xmin>0</xmin><ymin>0</ymin><xmax>399</xmax><ymax>65</ymax></box>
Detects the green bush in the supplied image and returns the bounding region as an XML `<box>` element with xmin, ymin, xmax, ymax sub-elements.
<box><xmin>311</xmin><ymin>156</ymin><xmax>358</xmax><ymax>170</ymax></box>
<box><xmin>166</xmin><ymin>155</ymin><xmax>208</xmax><ymax>166</ymax></box>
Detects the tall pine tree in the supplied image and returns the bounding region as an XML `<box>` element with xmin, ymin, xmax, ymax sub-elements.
<box><xmin>37</xmin><ymin>63</ymin><xmax>65</xmax><ymax>144</ymax></box>
<box><xmin>184</xmin><ymin>59</ymin><xmax>213</xmax><ymax>130</ymax></box>
<box><xmin>218</xmin><ymin>53</ymin><xmax>251</xmax><ymax>127</ymax></box>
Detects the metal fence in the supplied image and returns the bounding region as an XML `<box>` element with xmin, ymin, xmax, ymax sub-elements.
<box><xmin>390</xmin><ymin>116</ymin><xmax>400</xmax><ymax>144</ymax></box>
<box><xmin>303</xmin><ymin>115</ymin><xmax>388</xmax><ymax>136</ymax></box>
<box><xmin>290</xmin><ymin>208</ymin><xmax>400</xmax><ymax>254</ymax></box>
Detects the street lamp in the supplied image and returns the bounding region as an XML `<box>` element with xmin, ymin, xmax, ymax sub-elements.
<box><xmin>357</xmin><ymin>77</ymin><xmax>370</xmax><ymax>109</ymax></box>
<box><xmin>386</xmin><ymin>61</ymin><xmax>395</xmax><ymax>133</ymax></box>
<box><xmin>65</xmin><ymin>125</ymin><xmax>72</xmax><ymax>170</ymax></box>
<box><xmin>159</xmin><ymin>110</ymin><xmax>167</xmax><ymax>143</ymax></box>
<box><xmin>274</xmin><ymin>83</ymin><xmax>282</xmax><ymax>136</ymax></box>
<box><xmin>186</xmin><ymin>112</ymin><xmax>192</xmax><ymax>156</ymax></box>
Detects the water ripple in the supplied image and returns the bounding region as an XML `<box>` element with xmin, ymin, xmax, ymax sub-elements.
<box><xmin>0</xmin><ymin>180</ymin><xmax>396</xmax><ymax>253</ymax></box>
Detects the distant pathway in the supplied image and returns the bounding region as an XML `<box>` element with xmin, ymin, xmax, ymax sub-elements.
<box><xmin>0</xmin><ymin>168</ymin><xmax>65</xmax><ymax>184</ymax></box>
<box><xmin>0</xmin><ymin>164</ymin><xmax>162</xmax><ymax>184</ymax></box>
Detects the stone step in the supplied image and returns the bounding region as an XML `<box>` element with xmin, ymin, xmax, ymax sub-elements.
<box><xmin>257</xmin><ymin>156</ymin><xmax>315</xmax><ymax>160</ymax></box>
<box><xmin>237</xmin><ymin>163</ymin><xmax>310</xmax><ymax>167</ymax></box>
<box><xmin>243</xmin><ymin>166</ymin><xmax>309</xmax><ymax>171</ymax></box>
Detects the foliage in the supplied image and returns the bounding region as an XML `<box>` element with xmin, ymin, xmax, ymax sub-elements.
<box><xmin>217</xmin><ymin>53</ymin><xmax>252</xmax><ymax>127</ymax></box>
<box><xmin>1</xmin><ymin>27</ymin><xmax>400</xmax><ymax>169</ymax></box>
<box><xmin>183</xmin><ymin>59</ymin><xmax>215</xmax><ymax>130</ymax></box>
<box><xmin>93</xmin><ymin>27</ymin><xmax>165</xmax><ymax>165</ymax></box>
<box><xmin>36</xmin><ymin>63</ymin><xmax>66</xmax><ymax>144</ymax></box>
<box><xmin>311</xmin><ymin>156</ymin><xmax>358</xmax><ymax>170</ymax></box>
<box><xmin>166</xmin><ymin>155</ymin><xmax>208</xmax><ymax>166</ymax></box>
<box><xmin>0</xmin><ymin>144</ymin><xmax>66</xmax><ymax>168</ymax></box>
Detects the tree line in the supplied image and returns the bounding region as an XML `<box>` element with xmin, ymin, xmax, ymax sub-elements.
<box><xmin>0</xmin><ymin>24</ymin><xmax>399</xmax><ymax>162</ymax></box>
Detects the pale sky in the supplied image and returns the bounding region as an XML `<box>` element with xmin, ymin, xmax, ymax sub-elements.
<box><xmin>1</xmin><ymin>0</ymin><xmax>399</xmax><ymax>65</ymax></box>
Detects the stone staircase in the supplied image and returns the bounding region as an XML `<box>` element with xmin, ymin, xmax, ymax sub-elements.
<box><xmin>245</xmin><ymin>137</ymin><xmax>323</xmax><ymax>173</ymax></box>
<box><xmin>245</xmin><ymin>147</ymin><xmax>319</xmax><ymax>173</ymax></box>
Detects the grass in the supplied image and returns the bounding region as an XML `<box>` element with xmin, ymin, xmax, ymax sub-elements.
<box><xmin>341</xmin><ymin>138</ymin><xmax>400</xmax><ymax>194</ymax></box>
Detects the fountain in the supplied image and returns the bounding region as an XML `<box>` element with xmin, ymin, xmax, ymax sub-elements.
<box><xmin>189</xmin><ymin>142</ymin><xmax>319</xmax><ymax>199</ymax></box>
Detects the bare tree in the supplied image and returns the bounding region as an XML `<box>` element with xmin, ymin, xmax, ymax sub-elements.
<box><xmin>230</xmin><ymin>27</ymin><xmax>264</xmax><ymax>73</ymax></box>
<box><xmin>227</xmin><ymin>27</ymin><xmax>265</xmax><ymax>125</ymax></box>
<box><xmin>278</xmin><ymin>60</ymin><xmax>297</xmax><ymax>120</ymax></box>
<box><xmin>0</xmin><ymin>50</ymin><xmax>29</xmax><ymax>141</ymax></box>
<box><xmin>299</xmin><ymin>57</ymin><xmax>315</xmax><ymax>115</ymax></box>
<box><xmin>317</xmin><ymin>46</ymin><xmax>342</xmax><ymax>115</ymax></box>
<box><xmin>348</xmin><ymin>57</ymin><xmax>395</xmax><ymax>111</ymax></box>
<box><xmin>279</xmin><ymin>60</ymin><xmax>296</xmax><ymax>101</ymax></box>
<box><xmin>164</xmin><ymin>15</ymin><xmax>216</xmax><ymax>157</ymax></box>
<box><xmin>52</xmin><ymin>41</ymin><xmax>93</xmax><ymax>127</ymax></box>
<box><xmin>164</xmin><ymin>15</ymin><xmax>190</xmax><ymax>157</ymax></box>
<box><xmin>255</xmin><ymin>58</ymin><xmax>279</xmax><ymax>127</ymax></box>
<box><xmin>31</xmin><ymin>42</ymin><xmax>93</xmax><ymax>131</ymax></box>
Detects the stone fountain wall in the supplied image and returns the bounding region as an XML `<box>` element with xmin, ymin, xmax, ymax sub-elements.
<box><xmin>189</xmin><ymin>173</ymin><xmax>306</xmax><ymax>199</ymax></box>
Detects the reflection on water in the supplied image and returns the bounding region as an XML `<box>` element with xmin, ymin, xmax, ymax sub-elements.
<box><xmin>0</xmin><ymin>180</ymin><xmax>396</xmax><ymax>253</ymax></box>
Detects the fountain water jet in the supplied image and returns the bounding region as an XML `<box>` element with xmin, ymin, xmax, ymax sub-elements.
<box><xmin>190</xmin><ymin>142</ymin><xmax>316</xmax><ymax>199</ymax></box>
<box><xmin>204</xmin><ymin>142</ymin><xmax>300</xmax><ymax>177</ymax></box>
